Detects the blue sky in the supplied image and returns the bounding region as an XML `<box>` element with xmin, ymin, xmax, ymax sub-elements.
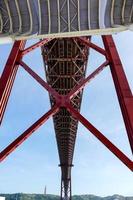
<box><xmin>0</xmin><ymin>31</ymin><xmax>133</xmax><ymax>196</ymax></box>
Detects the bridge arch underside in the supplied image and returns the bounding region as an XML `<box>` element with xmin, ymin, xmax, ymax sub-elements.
<box><xmin>42</xmin><ymin>38</ymin><xmax>89</xmax><ymax>199</ymax></box>
<box><xmin>0</xmin><ymin>0</ymin><xmax>133</xmax><ymax>41</ymax></box>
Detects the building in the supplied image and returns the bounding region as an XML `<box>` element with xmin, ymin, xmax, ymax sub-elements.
<box><xmin>0</xmin><ymin>197</ymin><xmax>5</xmax><ymax>200</ymax></box>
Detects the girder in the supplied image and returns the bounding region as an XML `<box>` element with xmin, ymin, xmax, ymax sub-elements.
<box><xmin>0</xmin><ymin>0</ymin><xmax>133</xmax><ymax>43</ymax></box>
<box><xmin>42</xmin><ymin>38</ymin><xmax>89</xmax><ymax>198</ymax></box>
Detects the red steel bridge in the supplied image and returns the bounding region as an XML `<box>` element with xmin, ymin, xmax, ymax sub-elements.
<box><xmin>0</xmin><ymin>1</ymin><xmax>133</xmax><ymax>200</ymax></box>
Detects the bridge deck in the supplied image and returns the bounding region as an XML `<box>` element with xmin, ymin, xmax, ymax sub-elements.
<box><xmin>0</xmin><ymin>0</ymin><xmax>133</xmax><ymax>42</ymax></box>
<box><xmin>42</xmin><ymin>38</ymin><xmax>89</xmax><ymax>194</ymax></box>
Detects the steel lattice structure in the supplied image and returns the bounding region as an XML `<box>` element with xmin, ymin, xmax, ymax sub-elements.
<box><xmin>42</xmin><ymin>38</ymin><xmax>89</xmax><ymax>199</ymax></box>
<box><xmin>0</xmin><ymin>35</ymin><xmax>133</xmax><ymax>200</ymax></box>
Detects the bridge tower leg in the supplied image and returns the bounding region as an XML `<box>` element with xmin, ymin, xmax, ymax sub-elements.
<box><xmin>102</xmin><ymin>36</ymin><xmax>133</xmax><ymax>154</ymax></box>
<box><xmin>0</xmin><ymin>41</ymin><xmax>26</xmax><ymax>124</ymax></box>
<box><xmin>61</xmin><ymin>177</ymin><xmax>72</xmax><ymax>200</ymax></box>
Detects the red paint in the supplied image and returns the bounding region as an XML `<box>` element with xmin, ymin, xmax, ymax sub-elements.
<box><xmin>102</xmin><ymin>36</ymin><xmax>133</xmax><ymax>154</ymax></box>
<box><xmin>0</xmin><ymin>41</ymin><xmax>26</xmax><ymax>124</ymax></box>
<box><xmin>0</xmin><ymin>35</ymin><xmax>133</xmax><ymax>199</ymax></box>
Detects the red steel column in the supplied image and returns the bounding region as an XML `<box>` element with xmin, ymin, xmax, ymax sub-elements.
<box><xmin>102</xmin><ymin>36</ymin><xmax>133</xmax><ymax>154</ymax></box>
<box><xmin>0</xmin><ymin>41</ymin><xmax>26</xmax><ymax>124</ymax></box>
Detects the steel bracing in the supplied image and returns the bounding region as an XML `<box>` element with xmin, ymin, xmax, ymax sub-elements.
<box><xmin>41</xmin><ymin>38</ymin><xmax>88</xmax><ymax>200</ymax></box>
<box><xmin>0</xmin><ymin>36</ymin><xmax>133</xmax><ymax>200</ymax></box>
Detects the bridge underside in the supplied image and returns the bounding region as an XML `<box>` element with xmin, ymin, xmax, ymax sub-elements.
<box><xmin>0</xmin><ymin>36</ymin><xmax>133</xmax><ymax>199</ymax></box>
<box><xmin>0</xmin><ymin>2</ymin><xmax>133</xmax><ymax>199</ymax></box>
<box><xmin>0</xmin><ymin>0</ymin><xmax>133</xmax><ymax>42</ymax></box>
<box><xmin>42</xmin><ymin>38</ymin><xmax>89</xmax><ymax>199</ymax></box>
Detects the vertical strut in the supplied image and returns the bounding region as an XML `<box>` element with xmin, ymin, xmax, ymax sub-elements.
<box><xmin>102</xmin><ymin>35</ymin><xmax>133</xmax><ymax>154</ymax></box>
<box><xmin>0</xmin><ymin>41</ymin><xmax>26</xmax><ymax>124</ymax></box>
<box><xmin>60</xmin><ymin>165</ymin><xmax>72</xmax><ymax>200</ymax></box>
<box><xmin>61</xmin><ymin>177</ymin><xmax>72</xmax><ymax>200</ymax></box>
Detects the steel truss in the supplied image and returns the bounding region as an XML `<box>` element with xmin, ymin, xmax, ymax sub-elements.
<box><xmin>0</xmin><ymin>36</ymin><xmax>133</xmax><ymax>200</ymax></box>
<box><xmin>61</xmin><ymin>176</ymin><xmax>72</xmax><ymax>200</ymax></box>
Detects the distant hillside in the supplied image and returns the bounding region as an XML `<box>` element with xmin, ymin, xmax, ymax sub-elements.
<box><xmin>0</xmin><ymin>194</ymin><xmax>132</xmax><ymax>200</ymax></box>
<box><xmin>0</xmin><ymin>194</ymin><xmax>59</xmax><ymax>200</ymax></box>
<box><xmin>73</xmin><ymin>195</ymin><xmax>133</xmax><ymax>200</ymax></box>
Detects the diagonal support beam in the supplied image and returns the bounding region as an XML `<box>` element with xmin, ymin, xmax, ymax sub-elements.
<box><xmin>102</xmin><ymin>35</ymin><xmax>133</xmax><ymax>154</ymax></box>
<box><xmin>66</xmin><ymin>103</ymin><xmax>133</xmax><ymax>171</ymax></box>
<box><xmin>0</xmin><ymin>105</ymin><xmax>59</xmax><ymax>162</ymax></box>
<box><xmin>21</xmin><ymin>38</ymin><xmax>53</xmax><ymax>56</ymax></box>
<box><xmin>76</xmin><ymin>37</ymin><xmax>107</xmax><ymax>56</ymax></box>
<box><xmin>68</xmin><ymin>60</ymin><xmax>109</xmax><ymax>100</ymax></box>
<box><xmin>0</xmin><ymin>41</ymin><xmax>26</xmax><ymax>125</ymax></box>
<box><xmin>19</xmin><ymin>61</ymin><xmax>60</xmax><ymax>100</ymax></box>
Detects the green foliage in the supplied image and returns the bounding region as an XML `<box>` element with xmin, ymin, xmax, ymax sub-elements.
<box><xmin>0</xmin><ymin>194</ymin><xmax>59</xmax><ymax>200</ymax></box>
<box><xmin>0</xmin><ymin>194</ymin><xmax>132</xmax><ymax>200</ymax></box>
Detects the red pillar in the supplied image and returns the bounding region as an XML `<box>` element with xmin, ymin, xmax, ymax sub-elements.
<box><xmin>0</xmin><ymin>41</ymin><xmax>26</xmax><ymax>124</ymax></box>
<box><xmin>102</xmin><ymin>36</ymin><xmax>133</xmax><ymax>154</ymax></box>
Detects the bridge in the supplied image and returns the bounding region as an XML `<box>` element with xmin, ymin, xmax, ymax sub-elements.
<box><xmin>0</xmin><ymin>1</ymin><xmax>133</xmax><ymax>200</ymax></box>
<box><xmin>0</xmin><ymin>0</ymin><xmax>133</xmax><ymax>42</ymax></box>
